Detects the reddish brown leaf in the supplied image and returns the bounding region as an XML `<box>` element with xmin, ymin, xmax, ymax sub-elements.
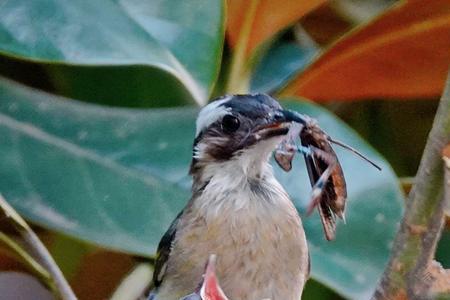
<box><xmin>226</xmin><ymin>0</ymin><xmax>326</xmax><ymax>55</ymax></box>
<box><xmin>300</xmin><ymin>4</ymin><xmax>353</xmax><ymax>46</ymax></box>
<box><xmin>70</xmin><ymin>251</ymin><xmax>135</xmax><ymax>300</ymax></box>
<box><xmin>282</xmin><ymin>0</ymin><xmax>450</xmax><ymax>101</ymax></box>
<box><xmin>0</xmin><ymin>250</ymin><xmax>27</xmax><ymax>273</ymax></box>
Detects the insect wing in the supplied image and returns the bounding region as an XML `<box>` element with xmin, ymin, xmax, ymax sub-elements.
<box><xmin>300</xmin><ymin>126</ymin><xmax>347</xmax><ymax>240</ymax></box>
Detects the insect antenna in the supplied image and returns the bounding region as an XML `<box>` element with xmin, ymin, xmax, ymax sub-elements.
<box><xmin>328</xmin><ymin>137</ymin><xmax>382</xmax><ymax>171</ymax></box>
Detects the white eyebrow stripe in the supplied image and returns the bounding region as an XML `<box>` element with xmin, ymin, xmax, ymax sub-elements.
<box><xmin>195</xmin><ymin>97</ymin><xmax>232</xmax><ymax>136</ymax></box>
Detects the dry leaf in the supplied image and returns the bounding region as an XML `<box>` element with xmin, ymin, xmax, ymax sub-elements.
<box><xmin>70</xmin><ymin>251</ymin><xmax>135</xmax><ymax>300</ymax></box>
<box><xmin>300</xmin><ymin>3</ymin><xmax>353</xmax><ymax>46</ymax></box>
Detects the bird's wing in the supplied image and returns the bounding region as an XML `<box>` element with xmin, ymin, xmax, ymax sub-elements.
<box><xmin>151</xmin><ymin>210</ymin><xmax>184</xmax><ymax>289</ymax></box>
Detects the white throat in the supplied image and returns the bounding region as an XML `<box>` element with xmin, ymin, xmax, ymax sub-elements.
<box><xmin>193</xmin><ymin>137</ymin><xmax>290</xmax><ymax>220</ymax></box>
<box><xmin>199</xmin><ymin>137</ymin><xmax>282</xmax><ymax>183</ymax></box>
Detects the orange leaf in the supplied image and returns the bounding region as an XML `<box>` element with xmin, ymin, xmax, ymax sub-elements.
<box><xmin>226</xmin><ymin>0</ymin><xmax>326</xmax><ymax>56</ymax></box>
<box><xmin>281</xmin><ymin>0</ymin><xmax>450</xmax><ymax>101</ymax></box>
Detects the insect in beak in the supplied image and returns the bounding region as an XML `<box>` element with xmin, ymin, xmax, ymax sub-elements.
<box><xmin>274</xmin><ymin>110</ymin><xmax>381</xmax><ymax>240</ymax></box>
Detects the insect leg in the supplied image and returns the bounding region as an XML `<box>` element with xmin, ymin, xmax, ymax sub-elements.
<box><xmin>296</xmin><ymin>145</ymin><xmax>313</xmax><ymax>157</ymax></box>
<box><xmin>297</xmin><ymin>145</ymin><xmax>338</xmax><ymax>215</ymax></box>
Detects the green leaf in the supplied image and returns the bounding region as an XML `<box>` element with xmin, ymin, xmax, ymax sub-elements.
<box><xmin>0</xmin><ymin>77</ymin><xmax>193</xmax><ymax>254</ymax></box>
<box><xmin>250</xmin><ymin>42</ymin><xmax>317</xmax><ymax>94</ymax></box>
<box><xmin>436</xmin><ymin>227</ymin><xmax>450</xmax><ymax>268</ymax></box>
<box><xmin>0</xmin><ymin>0</ymin><xmax>224</xmax><ymax>107</ymax></box>
<box><xmin>0</xmin><ymin>78</ymin><xmax>403</xmax><ymax>299</ymax></box>
<box><xmin>303</xmin><ymin>279</ymin><xmax>344</xmax><ymax>300</ymax></box>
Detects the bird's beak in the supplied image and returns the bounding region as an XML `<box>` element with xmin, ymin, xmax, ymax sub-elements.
<box><xmin>254</xmin><ymin>109</ymin><xmax>306</xmax><ymax>140</ymax></box>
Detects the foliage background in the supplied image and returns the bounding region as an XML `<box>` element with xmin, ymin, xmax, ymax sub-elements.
<box><xmin>0</xmin><ymin>0</ymin><xmax>449</xmax><ymax>299</ymax></box>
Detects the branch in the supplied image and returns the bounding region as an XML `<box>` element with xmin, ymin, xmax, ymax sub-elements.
<box><xmin>372</xmin><ymin>71</ymin><xmax>450</xmax><ymax>300</ymax></box>
<box><xmin>429</xmin><ymin>145</ymin><xmax>450</xmax><ymax>296</ymax></box>
<box><xmin>0</xmin><ymin>194</ymin><xmax>77</xmax><ymax>300</ymax></box>
<box><xmin>444</xmin><ymin>145</ymin><xmax>450</xmax><ymax>221</ymax></box>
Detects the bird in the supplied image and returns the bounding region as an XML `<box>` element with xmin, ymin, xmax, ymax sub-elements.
<box><xmin>179</xmin><ymin>254</ymin><xmax>229</xmax><ymax>300</ymax></box>
<box><xmin>148</xmin><ymin>94</ymin><xmax>309</xmax><ymax>300</ymax></box>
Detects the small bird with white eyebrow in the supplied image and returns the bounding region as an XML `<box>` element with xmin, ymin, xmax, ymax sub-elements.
<box><xmin>148</xmin><ymin>94</ymin><xmax>310</xmax><ymax>300</ymax></box>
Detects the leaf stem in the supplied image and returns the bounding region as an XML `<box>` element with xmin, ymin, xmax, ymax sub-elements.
<box><xmin>0</xmin><ymin>194</ymin><xmax>77</xmax><ymax>300</ymax></box>
<box><xmin>371</xmin><ymin>71</ymin><xmax>450</xmax><ymax>299</ymax></box>
<box><xmin>225</xmin><ymin>0</ymin><xmax>259</xmax><ymax>94</ymax></box>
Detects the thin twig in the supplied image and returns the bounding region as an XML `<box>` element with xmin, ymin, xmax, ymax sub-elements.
<box><xmin>0</xmin><ymin>194</ymin><xmax>77</xmax><ymax>300</ymax></box>
<box><xmin>371</xmin><ymin>71</ymin><xmax>450</xmax><ymax>299</ymax></box>
<box><xmin>0</xmin><ymin>231</ymin><xmax>54</xmax><ymax>291</ymax></box>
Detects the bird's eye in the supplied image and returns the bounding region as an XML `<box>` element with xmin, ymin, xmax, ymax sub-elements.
<box><xmin>221</xmin><ymin>114</ymin><xmax>240</xmax><ymax>133</ymax></box>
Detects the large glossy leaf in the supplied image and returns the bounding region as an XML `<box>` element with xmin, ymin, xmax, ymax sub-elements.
<box><xmin>282</xmin><ymin>0</ymin><xmax>450</xmax><ymax>101</ymax></box>
<box><xmin>436</xmin><ymin>227</ymin><xmax>450</xmax><ymax>268</ymax></box>
<box><xmin>226</xmin><ymin>0</ymin><xmax>326</xmax><ymax>56</ymax></box>
<box><xmin>0</xmin><ymin>78</ymin><xmax>403</xmax><ymax>299</ymax></box>
<box><xmin>331</xmin><ymin>99</ymin><xmax>438</xmax><ymax>177</ymax></box>
<box><xmin>250</xmin><ymin>42</ymin><xmax>317</xmax><ymax>93</ymax></box>
<box><xmin>0</xmin><ymin>78</ymin><xmax>193</xmax><ymax>254</ymax></box>
<box><xmin>0</xmin><ymin>0</ymin><xmax>224</xmax><ymax>107</ymax></box>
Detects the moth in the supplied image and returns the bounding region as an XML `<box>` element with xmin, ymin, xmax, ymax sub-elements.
<box><xmin>275</xmin><ymin>112</ymin><xmax>381</xmax><ymax>240</ymax></box>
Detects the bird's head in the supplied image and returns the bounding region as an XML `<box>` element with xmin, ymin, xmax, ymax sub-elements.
<box><xmin>190</xmin><ymin>94</ymin><xmax>299</xmax><ymax>179</ymax></box>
